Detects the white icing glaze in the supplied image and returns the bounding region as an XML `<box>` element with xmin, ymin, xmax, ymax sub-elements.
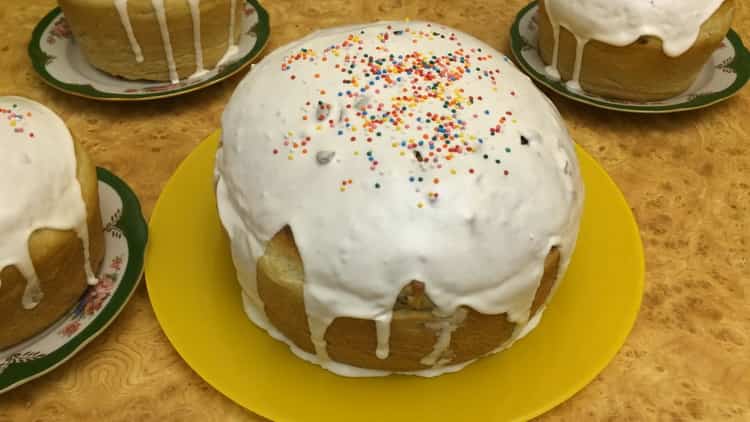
<box><xmin>420</xmin><ymin>308</ymin><xmax>467</xmax><ymax>366</ymax></box>
<box><xmin>186</xmin><ymin>0</ymin><xmax>209</xmax><ymax>80</ymax></box>
<box><xmin>216</xmin><ymin>0</ymin><xmax>239</xmax><ymax>67</ymax></box>
<box><xmin>0</xmin><ymin>97</ymin><xmax>97</xmax><ymax>310</ymax></box>
<box><xmin>374</xmin><ymin>313</ymin><xmax>391</xmax><ymax>359</ymax></box>
<box><xmin>113</xmin><ymin>0</ymin><xmax>144</xmax><ymax>63</ymax></box>
<box><xmin>217</xmin><ymin>21</ymin><xmax>584</xmax><ymax>377</ymax></box>
<box><xmin>151</xmin><ymin>0</ymin><xmax>179</xmax><ymax>84</ymax></box>
<box><xmin>543</xmin><ymin>0</ymin><xmax>726</xmax><ymax>88</ymax></box>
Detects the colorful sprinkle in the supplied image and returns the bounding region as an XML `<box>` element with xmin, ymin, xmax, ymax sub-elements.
<box><xmin>272</xmin><ymin>25</ymin><xmax>522</xmax><ymax>198</ymax></box>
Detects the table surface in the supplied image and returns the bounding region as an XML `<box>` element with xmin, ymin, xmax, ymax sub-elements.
<box><xmin>1</xmin><ymin>1</ymin><xmax>749</xmax><ymax>421</ymax></box>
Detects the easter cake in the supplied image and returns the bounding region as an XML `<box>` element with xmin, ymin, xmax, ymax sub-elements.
<box><xmin>216</xmin><ymin>22</ymin><xmax>584</xmax><ymax>376</ymax></box>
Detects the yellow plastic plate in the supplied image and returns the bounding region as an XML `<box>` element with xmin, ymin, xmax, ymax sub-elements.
<box><xmin>146</xmin><ymin>130</ymin><xmax>644</xmax><ymax>422</ymax></box>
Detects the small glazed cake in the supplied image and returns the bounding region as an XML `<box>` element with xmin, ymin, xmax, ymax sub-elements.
<box><xmin>216</xmin><ymin>22</ymin><xmax>584</xmax><ymax>376</ymax></box>
<box><xmin>58</xmin><ymin>0</ymin><xmax>244</xmax><ymax>83</ymax></box>
<box><xmin>538</xmin><ymin>0</ymin><xmax>735</xmax><ymax>100</ymax></box>
<box><xmin>0</xmin><ymin>97</ymin><xmax>104</xmax><ymax>350</ymax></box>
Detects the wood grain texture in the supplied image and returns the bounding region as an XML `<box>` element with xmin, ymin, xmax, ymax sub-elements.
<box><xmin>1</xmin><ymin>0</ymin><xmax>749</xmax><ymax>420</ymax></box>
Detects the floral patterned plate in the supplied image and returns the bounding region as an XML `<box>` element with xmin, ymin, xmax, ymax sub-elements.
<box><xmin>27</xmin><ymin>0</ymin><xmax>270</xmax><ymax>101</ymax></box>
<box><xmin>0</xmin><ymin>168</ymin><xmax>147</xmax><ymax>393</ymax></box>
<box><xmin>510</xmin><ymin>1</ymin><xmax>750</xmax><ymax>113</ymax></box>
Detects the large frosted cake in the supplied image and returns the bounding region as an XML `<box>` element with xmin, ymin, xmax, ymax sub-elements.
<box><xmin>216</xmin><ymin>21</ymin><xmax>584</xmax><ymax>376</ymax></box>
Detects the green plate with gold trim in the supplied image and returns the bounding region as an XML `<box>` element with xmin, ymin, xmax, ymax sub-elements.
<box><xmin>27</xmin><ymin>0</ymin><xmax>270</xmax><ymax>102</ymax></box>
<box><xmin>510</xmin><ymin>1</ymin><xmax>750</xmax><ymax>113</ymax></box>
<box><xmin>0</xmin><ymin>168</ymin><xmax>147</xmax><ymax>393</ymax></box>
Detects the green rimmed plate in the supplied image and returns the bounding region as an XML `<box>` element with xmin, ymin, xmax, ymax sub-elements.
<box><xmin>510</xmin><ymin>1</ymin><xmax>750</xmax><ymax>113</ymax></box>
<box><xmin>0</xmin><ymin>168</ymin><xmax>148</xmax><ymax>394</ymax></box>
<box><xmin>28</xmin><ymin>0</ymin><xmax>270</xmax><ymax>101</ymax></box>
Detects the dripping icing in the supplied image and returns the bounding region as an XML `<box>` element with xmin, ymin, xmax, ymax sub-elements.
<box><xmin>113</xmin><ymin>0</ymin><xmax>144</xmax><ymax>62</ymax></box>
<box><xmin>374</xmin><ymin>313</ymin><xmax>392</xmax><ymax>359</ymax></box>
<box><xmin>112</xmin><ymin>0</ymin><xmax>243</xmax><ymax>81</ymax></box>
<box><xmin>241</xmin><ymin>291</ymin><xmax>549</xmax><ymax>377</ymax></box>
<box><xmin>217</xmin><ymin>21</ymin><xmax>584</xmax><ymax>376</ymax></box>
<box><xmin>420</xmin><ymin>308</ymin><xmax>468</xmax><ymax>366</ymax></box>
<box><xmin>0</xmin><ymin>97</ymin><xmax>97</xmax><ymax>310</ymax></box>
<box><xmin>151</xmin><ymin>0</ymin><xmax>179</xmax><ymax>84</ymax></box>
<box><xmin>217</xmin><ymin>0</ymin><xmax>239</xmax><ymax>67</ymax></box>
<box><xmin>542</xmin><ymin>0</ymin><xmax>726</xmax><ymax>88</ymax></box>
<box><xmin>186</xmin><ymin>0</ymin><xmax>209</xmax><ymax>79</ymax></box>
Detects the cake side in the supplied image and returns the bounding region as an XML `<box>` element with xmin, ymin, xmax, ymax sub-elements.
<box><xmin>255</xmin><ymin>226</ymin><xmax>562</xmax><ymax>372</ymax></box>
<box><xmin>59</xmin><ymin>0</ymin><xmax>243</xmax><ymax>82</ymax></box>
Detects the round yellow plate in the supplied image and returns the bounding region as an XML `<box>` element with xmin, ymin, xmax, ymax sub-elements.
<box><xmin>146</xmin><ymin>130</ymin><xmax>644</xmax><ymax>422</ymax></box>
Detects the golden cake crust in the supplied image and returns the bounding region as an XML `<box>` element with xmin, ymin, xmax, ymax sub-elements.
<box><xmin>58</xmin><ymin>0</ymin><xmax>243</xmax><ymax>81</ymax></box>
<box><xmin>537</xmin><ymin>0</ymin><xmax>735</xmax><ymax>101</ymax></box>
<box><xmin>256</xmin><ymin>226</ymin><xmax>560</xmax><ymax>372</ymax></box>
<box><xmin>0</xmin><ymin>140</ymin><xmax>104</xmax><ymax>350</ymax></box>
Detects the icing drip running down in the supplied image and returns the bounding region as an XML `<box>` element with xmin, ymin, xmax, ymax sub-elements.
<box><xmin>187</xmin><ymin>0</ymin><xmax>208</xmax><ymax>79</ymax></box>
<box><xmin>217</xmin><ymin>21</ymin><xmax>584</xmax><ymax>377</ymax></box>
<box><xmin>0</xmin><ymin>97</ymin><xmax>97</xmax><ymax>310</ymax></box>
<box><xmin>151</xmin><ymin>0</ymin><xmax>179</xmax><ymax>84</ymax></box>
<box><xmin>420</xmin><ymin>308</ymin><xmax>468</xmax><ymax>366</ymax></box>
<box><xmin>543</xmin><ymin>0</ymin><xmax>726</xmax><ymax>90</ymax></box>
<box><xmin>217</xmin><ymin>0</ymin><xmax>239</xmax><ymax>67</ymax></box>
<box><xmin>112</xmin><ymin>0</ymin><xmax>240</xmax><ymax>82</ymax></box>
<box><xmin>114</xmin><ymin>0</ymin><xmax>144</xmax><ymax>63</ymax></box>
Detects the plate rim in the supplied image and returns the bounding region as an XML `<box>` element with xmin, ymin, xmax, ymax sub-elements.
<box><xmin>27</xmin><ymin>0</ymin><xmax>271</xmax><ymax>102</ymax></box>
<box><xmin>146</xmin><ymin>130</ymin><xmax>645</xmax><ymax>422</ymax></box>
<box><xmin>509</xmin><ymin>0</ymin><xmax>750</xmax><ymax>114</ymax></box>
<box><xmin>0</xmin><ymin>167</ymin><xmax>148</xmax><ymax>394</ymax></box>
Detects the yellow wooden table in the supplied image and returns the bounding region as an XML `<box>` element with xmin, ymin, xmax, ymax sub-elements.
<box><xmin>1</xmin><ymin>1</ymin><xmax>749</xmax><ymax>420</ymax></box>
